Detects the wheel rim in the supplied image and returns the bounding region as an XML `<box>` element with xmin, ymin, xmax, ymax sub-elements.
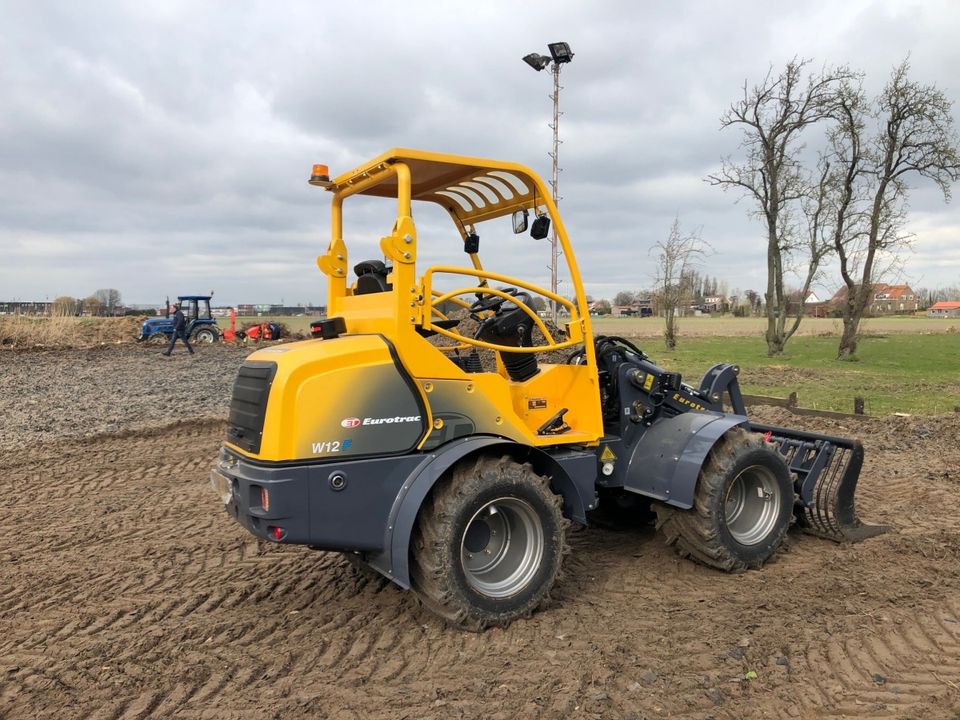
<box><xmin>723</xmin><ymin>464</ymin><xmax>783</xmax><ymax>546</ymax></box>
<box><xmin>460</xmin><ymin>497</ymin><xmax>544</xmax><ymax>598</ymax></box>
<box><xmin>196</xmin><ymin>330</ymin><xmax>215</xmax><ymax>343</ymax></box>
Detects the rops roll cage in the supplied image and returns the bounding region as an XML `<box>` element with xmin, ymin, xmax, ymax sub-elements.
<box><xmin>313</xmin><ymin>149</ymin><xmax>593</xmax><ymax>364</ymax></box>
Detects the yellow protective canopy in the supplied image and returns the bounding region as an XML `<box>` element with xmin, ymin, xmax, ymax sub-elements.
<box><xmin>325</xmin><ymin>148</ymin><xmax>545</xmax><ymax>225</ymax></box>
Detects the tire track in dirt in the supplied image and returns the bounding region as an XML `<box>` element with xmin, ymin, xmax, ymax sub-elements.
<box><xmin>787</xmin><ymin>599</ymin><xmax>960</xmax><ymax>718</ymax></box>
<box><xmin>3</xmin><ymin>453</ymin><xmax>440</xmax><ymax>716</ymax></box>
<box><xmin>4</xmin><ymin>411</ymin><xmax>960</xmax><ymax>718</ymax></box>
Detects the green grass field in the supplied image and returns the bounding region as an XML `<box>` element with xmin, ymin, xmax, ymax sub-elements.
<box><xmin>220</xmin><ymin>315</ymin><xmax>959</xmax><ymax>416</ymax></box>
<box><xmin>641</xmin><ymin>333</ymin><xmax>960</xmax><ymax>416</ymax></box>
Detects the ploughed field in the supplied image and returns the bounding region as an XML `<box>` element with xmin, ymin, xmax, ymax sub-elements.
<box><xmin>2</xmin><ymin>345</ymin><xmax>959</xmax><ymax>719</ymax></box>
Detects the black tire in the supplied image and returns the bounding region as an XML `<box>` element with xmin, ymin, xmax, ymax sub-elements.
<box><xmin>147</xmin><ymin>333</ymin><xmax>168</xmax><ymax>345</ymax></box>
<box><xmin>193</xmin><ymin>327</ymin><xmax>218</xmax><ymax>343</ymax></box>
<box><xmin>410</xmin><ymin>456</ymin><xmax>566</xmax><ymax>631</ymax></box>
<box><xmin>655</xmin><ymin>427</ymin><xmax>793</xmax><ymax>572</ymax></box>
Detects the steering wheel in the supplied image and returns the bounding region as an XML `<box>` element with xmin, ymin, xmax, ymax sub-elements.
<box><xmin>468</xmin><ymin>287</ymin><xmax>519</xmax><ymax>321</ymax></box>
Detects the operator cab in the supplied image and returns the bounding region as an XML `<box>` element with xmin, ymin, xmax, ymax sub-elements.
<box><xmin>177</xmin><ymin>295</ymin><xmax>213</xmax><ymax>322</ymax></box>
<box><xmin>311</xmin><ymin>148</ymin><xmax>604</xmax><ymax>447</ymax></box>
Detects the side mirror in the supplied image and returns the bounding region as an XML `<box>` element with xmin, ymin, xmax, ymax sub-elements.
<box><xmin>512</xmin><ymin>209</ymin><xmax>529</xmax><ymax>234</ymax></box>
<box><xmin>531</xmin><ymin>215</ymin><xmax>550</xmax><ymax>240</ymax></box>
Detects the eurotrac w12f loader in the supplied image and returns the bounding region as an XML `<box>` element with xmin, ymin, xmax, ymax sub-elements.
<box><xmin>211</xmin><ymin>149</ymin><xmax>883</xmax><ymax>630</ymax></box>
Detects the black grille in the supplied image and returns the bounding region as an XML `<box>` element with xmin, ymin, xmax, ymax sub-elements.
<box><xmin>226</xmin><ymin>361</ymin><xmax>277</xmax><ymax>454</ymax></box>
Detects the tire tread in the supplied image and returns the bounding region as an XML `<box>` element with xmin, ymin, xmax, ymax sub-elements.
<box><xmin>410</xmin><ymin>456</ymin><xmax>566</xmax><ymax>631</ymax></box>
<box><xmin>655</xmin><ymin>427</ymin><xmax>791</xmax><ymax>572</ymax></box>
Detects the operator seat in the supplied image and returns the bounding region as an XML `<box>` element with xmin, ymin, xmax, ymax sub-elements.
<box><xmin>477</xmin><ymin>292</ymin><xmax>540</xmax><ymax>382</ymax></box>
<box><xmin>354</xmin><ymin>260</ymin><xmax>392</xmax><ymax>294</ymax></box>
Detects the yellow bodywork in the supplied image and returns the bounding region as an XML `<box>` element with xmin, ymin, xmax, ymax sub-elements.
<box><xmin>229</xmin><ymin>148</ymin><xmax>603</xmax><ymax>462</ymax></box>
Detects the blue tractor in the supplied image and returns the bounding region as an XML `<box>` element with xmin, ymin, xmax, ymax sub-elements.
<box><xmin>138</xmin><ymin>295</ymin><xmax>221</xmax><ymax>344</ymax></box>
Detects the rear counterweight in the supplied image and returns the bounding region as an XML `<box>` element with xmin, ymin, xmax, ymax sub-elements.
<box><xmin>213</xmin><ymin>447</ymin><xmax>424</xmax><ymax>551</ymax></box>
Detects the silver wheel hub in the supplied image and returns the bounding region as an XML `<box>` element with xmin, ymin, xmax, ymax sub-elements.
<box><xmin>460</xmin><ymin>497</ymin><xmax>544</xmax><ymax>598</ymax></box>
<box><xmin>724</xmin><ymin>465</ymin><xmax>782</xmax><ymax>545</ymax></box>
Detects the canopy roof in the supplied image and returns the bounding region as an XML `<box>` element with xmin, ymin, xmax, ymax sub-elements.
<box><xmin>327</xmin><ymin>148</ymin><xmax>546</xmax><ymax>225</ymax></box>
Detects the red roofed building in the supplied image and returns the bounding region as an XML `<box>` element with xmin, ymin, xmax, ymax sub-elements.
<box><xmin>928</xmin><ymin>301</ymin><xmax>960</xmax><ymax>318</ymax></box>
<box><xmin>830</xmin><ymin>283</ymin><xmax>919</xmax><ymax>316</ymax></box>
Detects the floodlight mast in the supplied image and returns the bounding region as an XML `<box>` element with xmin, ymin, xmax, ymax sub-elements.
<box><xmin>522</xmin><ymin>42</ymin><xmax>574</xmax><ymax>325</ymax></box>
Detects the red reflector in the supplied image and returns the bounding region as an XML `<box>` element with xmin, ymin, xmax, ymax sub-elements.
<box><xmin>269</xmin><ymin>526</ymin><xmax>284</xmax><ymax>541</ymax></box>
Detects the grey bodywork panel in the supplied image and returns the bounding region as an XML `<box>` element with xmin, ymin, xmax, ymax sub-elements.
<box><xmin>217</xmin><ymin>437</ymin><xmax>597</xmax><ymax>591</ymax></box>
<box><xmin>215</xmin><ymin>447</ymin><xmax>425</xmax><ymax>551</ymax></box>
<box><xmin>623</xmin><ymin>412</ymin><xmax>748</xmax><ymax>508</ymax></box>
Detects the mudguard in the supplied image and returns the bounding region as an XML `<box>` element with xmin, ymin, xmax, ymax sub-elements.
<box><xmin>624</xmin><ymin>412</ymin><xmax>748</xmax><ymax>509</ymax></box>
<box><xmin>367</xmin><ymin>436</ymin><xmax>596</xmax><ymax>589</ymax></box>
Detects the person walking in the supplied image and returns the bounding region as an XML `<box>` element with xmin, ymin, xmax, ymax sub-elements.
<box><xmin>162</xmin><ymin>303</ymin><xmax>195</xmax><ymax>356</ymax></box>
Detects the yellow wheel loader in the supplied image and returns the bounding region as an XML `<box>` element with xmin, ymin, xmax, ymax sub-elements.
<box><xmin>211</xmin><ymin>149</ymin><xmax>884</xmax><ymax>630</ymax></box>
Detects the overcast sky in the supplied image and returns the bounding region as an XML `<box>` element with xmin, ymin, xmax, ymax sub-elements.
<box><xmin>2</xmin><ymin>0</ymin><xmax>959</xmax><ymax>306</ymax></box>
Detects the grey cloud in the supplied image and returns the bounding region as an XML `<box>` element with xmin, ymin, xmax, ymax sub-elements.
<box><xmin>1</xmin><ymin>0</ymin><xmax>958</xmax><ymax>305</ymax></box>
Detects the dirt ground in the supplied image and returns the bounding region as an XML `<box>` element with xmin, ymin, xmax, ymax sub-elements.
<box><xmin>2</xmin><ymin>345</ymin><xmax>959</xmax><ymax>719</ymax></box>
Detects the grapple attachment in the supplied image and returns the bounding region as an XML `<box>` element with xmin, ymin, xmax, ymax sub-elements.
<box><xmin>750</xmin><ymin>423</ymin><xmax>890</xmax><ymax>542</ymax></box>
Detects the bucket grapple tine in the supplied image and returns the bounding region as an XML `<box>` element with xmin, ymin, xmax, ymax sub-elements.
<box><xmin>750</xmin><ymin>423</ymin><xmax>890</xmax><ymax>542</ymax></box>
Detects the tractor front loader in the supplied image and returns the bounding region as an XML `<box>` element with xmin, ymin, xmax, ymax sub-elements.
<box><xmin>211</xmin><ymin>149</ymin><xmax>884</xmax><ymax>630</ymax></box>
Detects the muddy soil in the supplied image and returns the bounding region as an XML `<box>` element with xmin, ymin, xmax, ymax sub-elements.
<box><xmin>2</xmin><ymin>347</ymin><xmax>959</xmax><ymax>719</ymax></box>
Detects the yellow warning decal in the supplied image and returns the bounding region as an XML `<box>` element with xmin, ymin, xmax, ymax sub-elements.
<box><xmin>643</xmin><ymin>373</ymin><xmax>654</xmax><ymax>391</ymax></box>
<box><xmin>599</xmin><ymin>445</ymin><xmax>617</xmax><ymax>462</ymax></box>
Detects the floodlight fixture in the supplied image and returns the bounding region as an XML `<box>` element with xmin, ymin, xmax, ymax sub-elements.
<box><xmin>522</xmin><ymin>52</ymin><xmax>551</xmax><ymax>71</ymax></box>
<box><xmin>521</xmin><ymin>42</ymin><xmax>575</xmax><ymax>324</ymax></box>
<box><xmin>547</xmin><ymin>42</ymin><xmax>574</xmax><ymax>64</ymax></box>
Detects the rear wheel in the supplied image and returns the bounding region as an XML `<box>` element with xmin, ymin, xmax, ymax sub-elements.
<box><xmin>655</xmin><ymin>427</ymin><xmax>793</xmax><ymax>572</ymax></box>
<box><xmin>193</xmin><ymin>327</ymin><xmax>218</xmax><ymax>343</ymax></box>
<box><xmin>147</xmin><ymin>333</ymin><xmax>168</xmax><ymax>345</ymax></box>
<box><xmin>411</xmin><ymin>456</ymin><xmax>566</xmax><ymax>631</ymax></box>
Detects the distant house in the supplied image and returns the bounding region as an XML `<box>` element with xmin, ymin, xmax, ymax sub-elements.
<box><xmin>830</xmin><ymin>283</ymin><xmax>919</xmax><ymax>316</ymax></box>
<box><xmin>586</xmin><ymin>300</ymin><xmax>609</xmax><ymax>315</ymax></box>
<box><xmin>786</xmin><ymin>290</ymin><xmax>828</xmax><ymax>317</ymax></box>
<box><xmin>703</xmin><ymin>295</ymin><xmax>725</xmax><ymax>313</ymax></box>
<box><xmin>928</xmin><ymin>301</ymin><xmax>960</xmax><ymax>318</ymax></box>
<box><xmin>614</xmin><ymin>298</ymin><xmax>653</xmax><ymax>317</ymax></box>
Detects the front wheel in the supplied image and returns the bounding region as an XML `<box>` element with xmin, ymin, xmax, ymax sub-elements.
<box><xmin>411</xmin><ymin>456</ymin><xmax>566</xmax><ymax>631</ymax></box>
<box><xmin>655</xmin><ymin>427</ymin><xmax>793</xmax><ymax>572</ymax></box>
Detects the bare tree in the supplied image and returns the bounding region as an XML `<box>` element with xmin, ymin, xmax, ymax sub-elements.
<box><xmin>613</xmin><ymin>290</ymin><xmax>637</xmax><ymax>306</ymax></box>
<box><xmin>94</xmin><ymin>288</ymin><xmax>123</xmax><ymax>316</ymax></box>
<box><xmin>83</xmin><ymin>296</ymin><xmax>103</xmax><ymax>316</ymax></box>
<box><xmin>708</xmin><ymin>58</ymin><xmax>857</xmax><ymax>355</ymax></box>
<box><xmin>826</xmin><ymin>60</ymin><xmax>960</xmax><ymax>357</ymax></box>
<box><xmin>51</xmin><ymin>296</ymin><xmax>78</xmax><ymax>317</ymax></box>
<box><xmin>654</xmin><ymin>218</ymin><xmax>708</xmax><ymax>350</ymax></box>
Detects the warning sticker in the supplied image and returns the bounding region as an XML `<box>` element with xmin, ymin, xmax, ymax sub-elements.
<box><xmin>643</xmin><ymin>373</ymin><xmax>654</xmax><ymax>391</ymax></box>
<box><xmin>599</xmin><ymin>445</ymin><xmax>617</xmax><ymax>462</ymax></box>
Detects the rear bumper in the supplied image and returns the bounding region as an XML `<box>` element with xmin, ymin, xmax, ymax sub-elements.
<box><xmin>211</xmin><ymin>446</ymin><xmax>423</xmax><ymax>551</ymax></box>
